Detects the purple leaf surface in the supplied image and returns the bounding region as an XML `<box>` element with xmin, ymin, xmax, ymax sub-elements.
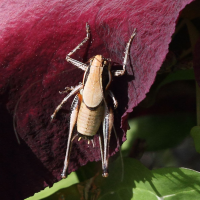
<box><xmin>0</xmin><ymin>0</ymin><xmax>193</xmax><ymax>199</ymax></box>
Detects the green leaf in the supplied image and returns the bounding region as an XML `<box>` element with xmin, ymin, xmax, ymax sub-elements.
<box><xmin>157</xmin><ymin>69</ymin><xmax>194</xmax><ymax>91</ymax></box>
<box><xmin>33</xmin><ymin>158</ymin><xmax>200</xmax><ymax>200</ymax></box>
<box><xmin>25</xmin><ymin>172</ymin><xmax>79</xmax><ymax>200</ymax></box>
<box><xmin>142</xmin><ymin>69</ymin><xmax>195</xmax><ymax>107</ymax></box>
<box><xmin>190</xmin><ymin>126</ymin><xmax>200</xmax><ymax>153</ymax></box>
<box><xmin>151</xmin><ymin>167</ymin><xmax>200</xmax><ymax>199</ymax></box>
<box><xmin>122</xmin><ymin>113</ymin><xmax>195</xmax><ymax>153</ymax></box>
<box><xmin>98</xmin><ymin>158</ymin><xmax>200</xmax><ymax>200</ymax></box>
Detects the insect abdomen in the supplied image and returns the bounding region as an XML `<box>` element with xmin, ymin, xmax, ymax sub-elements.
<box><xmin>77</xmin><ymin>101</ymin><xmax>104</xmax><ymax>136</ymax></box>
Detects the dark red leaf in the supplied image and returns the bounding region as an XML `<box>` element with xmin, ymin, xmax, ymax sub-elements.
<box><xmin>0</xmin><ymin>0</ymin><xmax>193</xmax><ymax>199</ymax></box>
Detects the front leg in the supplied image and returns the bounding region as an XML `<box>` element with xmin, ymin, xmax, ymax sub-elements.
<box><xmin>51</xmin><ymin>83</ymin><xmax>83</xmax><ymax>121</ymax></box>
<box><xmin>66</xmin><ymin>23</ymin><xmax>90</xmax><ymax>71</ymax></box>
<box><xmin>113</xmin><ymin>29</ymin><xmax>136</xmax><ymax>76</ymax></box>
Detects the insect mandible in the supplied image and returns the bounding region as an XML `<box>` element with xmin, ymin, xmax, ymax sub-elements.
<box><xmin>51</xmin><ymin>23</ymin><xmax>136</xmax><ymax>178</ymax></box>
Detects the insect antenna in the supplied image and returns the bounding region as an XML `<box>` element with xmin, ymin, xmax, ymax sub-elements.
<box><xmin>13</xmin><ymin>67</ymin><xmax>76</xmax><ymax>144</ymax></box>
<box><xmin>13</xmin><ymin>79</ymin><xmax>41</xmax><ymax>144</ymax></box>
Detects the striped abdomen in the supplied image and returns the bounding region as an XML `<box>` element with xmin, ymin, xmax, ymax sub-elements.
<box><xmin>77</xmin><ymin>101</ymin><xmax>104</xmax><ymax>136</ymax></box>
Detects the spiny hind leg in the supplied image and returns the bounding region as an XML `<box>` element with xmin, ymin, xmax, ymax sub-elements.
<box><xmin>61</xmin><ymin>94</ymin><xmax>81</xmax><ymax>178</ymax></box>
<box><xmin>51</xmin><ymin>83</ymin><xmax>83</xmax><ymax>121</ymax></box>
<box><xmin>66</xmin><ymin>23</ymin><xmax>90</xmax><ymax>71</ymax></box>
<box><xmin>101</xmin><ymin>101</ymin><xmax>114</xmax><ymax>177</ymax></box>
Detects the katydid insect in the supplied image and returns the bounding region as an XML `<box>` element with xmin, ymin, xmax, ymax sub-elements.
<box><xmin>51</xmin><ymin>23</ymin><xmax>136</xmax><ymax>178</ymax></box>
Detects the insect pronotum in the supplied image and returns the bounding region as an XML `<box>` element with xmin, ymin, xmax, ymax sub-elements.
<box><xmin>51</xmin><ymin>23</ymin><xmax>136</xmax><ymax>178</ymax></box>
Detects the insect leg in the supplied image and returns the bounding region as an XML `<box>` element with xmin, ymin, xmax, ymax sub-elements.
<box><xmin>113</xmin><ymin>29</ymin><xmax>136</xmax><ymax>76</ymax></box>
<box><xmin>51</xmin><ymin>83</ymin><xmax>83</xmax><ymax>121</ymax></box>
<box><xmin>66</xmin><ymin>23</ymin><xmax>90</xmax><ymax>71</ymax></box>
<box><xmin>107</xmin><ymin>90</ymin><xmax>118</xmax><ymax>109</ymax></box>
<box><xmin>59</xmin><ymin>86</ymin><xmax>75</xmax><ymax>94</ymax></box>
<box><xmin>61</xmin><ymin>94</ymin><xmax>81</xmax><ymax>178</ymax></box>
<box><xmin>102</xmin><ymin>101</ymin><xmax>114</xmax><ymax>177</ymax></box>
<box><xmin>98</xmin><ymin>132</ymin><xmax>104</xmax><ymax>171</ymax></box>
<box><xmin>66</xmin><ymin>59</ymin><xmax>88</xmax><ymax>71</ymax></box>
